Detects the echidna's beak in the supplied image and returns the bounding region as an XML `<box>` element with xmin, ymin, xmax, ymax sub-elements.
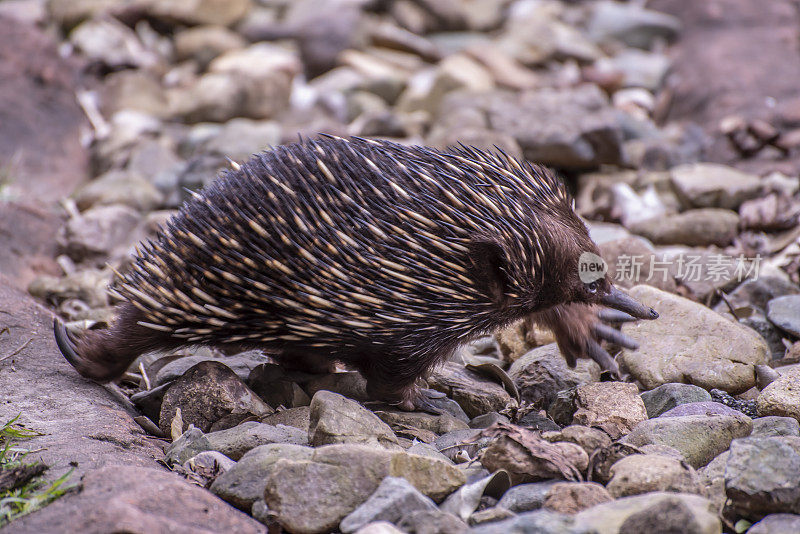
<box><xmin>600</xmin><ymin>286</ymin><xmax>658</xmax><ymax>320</ymax></box>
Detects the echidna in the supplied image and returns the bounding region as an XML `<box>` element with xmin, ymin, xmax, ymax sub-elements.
<box><xmin>55</xmin><ymin>137</ymin><xmax>657</xmax><ymax>410</ymax></box>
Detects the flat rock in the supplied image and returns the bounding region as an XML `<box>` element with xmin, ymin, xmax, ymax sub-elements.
<box><xmin>571</xmin><ymin>382</ymin><xmax>647</xmax><ymax>439</ymax></box>
<box><xmin>620</xmin><ymin>285</ymin><xmax>770</xmax><ymax>394</ymax></box>
<box><xmin>340</xmin><ymin>477</ymin><xmax>437</xmax><ymax>533</ymax></box>
<box><xmin>627</xmin><ymin>209</ymin><xmax>739</xmax><ymax>247</ymax></box>
<box><xmin>767</xmin><ymin>295</ymin><xmax>800</xmax><ymax>338</ymax></box>
<box><xmin>308</xmin><ymin>390</ymin><xmax>400</xmax><ymax>449</ymax></box>
<box><xmin>573</xmin><ymin>492</ymin><xmax>720</xmax><ymax>534</ymax></box>
<box><xmin>210</xmin><ymin>443</ymin><xmax>313</xmax><ymax>511</ymax></box>
<box><xmin>0</xmin><ymin>276</ymin><xmax>163</xmax><ymax>486</ymax></box>
<box><xmin>622</xmin><ymin>412</ymin><xmax>752</xmax><ymax>468</ymax></box>
<box><xmin>263</xmin><ymin>444</ymin><xmax>465</xmax><ymax>533</ymax></box>
<box><xmin>757</xmin><ymin>365</ymin><xmax>800</xmax><ymax>421</ymax></box>
<box><xmin>7</xmin><ymin>466</ymin><xmax>265</xmax><ymax>534</ymax></box>
<box><xmin>752</xmin><ymin>416</ymin><xmax>800</xmax><ymax>437</ymax></box>
<box><xmin>725</xmin><ymin>436</ymin><xmax>800</xmax><ymax>518</ymax></box>
<box><xmin>659</xmin><ymin>401</ymin><xmax>744</xmax><ymax>418</ymax></box>
<box><xmin>606</xmin><ymin>454</ymin><xmax>702</xmax><ymax>498</ymax></box>
<box><xmin>749</xmin><ymin>514</ymin><xmax>800</xmax><ymax>534</ymax></box>
<box><xmin>670</xmin><ymin>163</ymin><xmax>763</xmax><ymax>210</ymax></box>
<box><xmin>397</xmin><ymin>509</ymin><xmax>470</xmax><ymax>534</ymax></box>
<box><xmin>641</xmin><ymin>383</ymin><xmax>712</xmax><ymax>418</ymax></box>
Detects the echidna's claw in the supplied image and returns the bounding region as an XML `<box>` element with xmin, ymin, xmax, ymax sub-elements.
<box><xmin>586</xmin><ymin>339</ymin><xmax>620</xmax><ymax>377</ymax></box>
<box><xmin>54</xmin><ymin>317</ymin><xmax>82</xmax><ymax>369</ymax></box>
<box><xmin>597</xmin><ymin>309</ymin><xmax>636</xmax><ymax>323</ymax></box>
<box><xmin>593</xmin><ymin>323</ymin><xmax>639</xmax><ymax>350</ymax></box>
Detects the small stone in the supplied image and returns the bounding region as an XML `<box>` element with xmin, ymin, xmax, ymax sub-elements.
<box><xmin>628</xmin><ymin>209</ymin><xmax>739</xmax><ymax>247</ymax></box>
<box><xmin>260</xmin><ymin>407</ymin><xmax>311</xmax><ymax>431</ymax></box>
<box><xmin>73</xmin><ymin>169</ymin><xmax>165</xmax><ymax>212</ymax></box>
<box><xmin>210</xmin><ymin>443</ymin><xmax>313</xmax><ymax>511</ymax></box>
<box><xmin>397</xmin><ymin>509</ymin><xmax>470</xmax><ymax>534</ymax></box>
<box><xmin>670</xmin><ymin>163</ymin><xmax>763</xmax><ymax>210</ymax></box>
<box><xmin>471</xmin><ymin>509</ymin><xmax>592</xmax><ymax>534</ymax></box>
<box><xmin>758</xmin><ymin>366</ymin><xmax>800</xmax><ymax>422</ymax></box>
<box><xmin>340</xmin><ymin>477</ymin><xmax>437</xmax><ymax>533</ymax></box>
<box><xmin>174</xmin><ymin>25</ymin><xmax>247</xmax><ymax>67</ymax></box>
<box><xmin>427</xmin><ymin>362</ymin><xmax>517</xmax><ymax>418</ymax></box>
<box><xmin>725</xmin><ymin>436</ymin><xmax>800</xmax><ymax>518</ymax></box>
<box><xmin>154</xmin><ymin>352</ymin><xmax>267</xmax><ymax>386</ymax></box>
<box><xmin>622</xmin><ymin>413</ymin><xmax>752</xmax><ymax>468</ymax></box>
<box><xmin>617</xmin><ymin>496</ymin><xmax>711</xmax><ymax>534</ymax></box>
<box><xmin>144</xmin><ymin>0</ymin><xmax>252</xmax><ymax>27</ymax></box>
<box><xmin>468</xmin><ymin>506</ymin><xmax>514</xmax><ymax>526</ymax></box>
<box><xmin>767</xmin><ymin>295</ymin><xmax>800</xmax><ymax>338</ymax></box>
<box><xmin>469</xmin><ymin>412</ymin><xmax>510</xmax><ymax>429</ymax></box>
<box><xmin>620</xmin><ymin>285</ymin><xmax>770</xmax><ymax>394</ymax></box>
<box><xmin>752</xmin><ymin>416</ymin><xmax>800</xmax><ymax>437</ymax></box>
<box><xmin>588</xmin><ymin>1</ymin><xmax>681</xmax><ymax>49</ymax></box>
<box><xmin>641</xmin><ymin>384</ymin><xmax>713</xmax><ymax>418</ymax></box>
<box><xmin>305</xmin><ymin>372</ymin><xmax>370</xmax><ymax>402</ymax></box>
<box><xmin>517</xmin><ymin>411</ymin><xmax>561</xmax><ymax>432</ymax></box>
<box><xmin>507</xmin><ymin>343</ymin><xmax>600</xmax><ymax>410</ymax></box>
<box><xmin>709</xmin><ymin>389</ymin><xmax>759</xmax><ymax>418</ymax></box>
<box><xmin>158</xmin><ymin>361</ymin><xmax>273</xmax><ymax>435</ymax></box>
<box><xmin>544</xmin><ymin>425</ymin><xmax>612</xmax><ymax>457</ymax></box>
<box><xmin>659</xmin><ymin>401</ymin><xmax>747</xmax><ymax>418</ymax></box>
<box><xmin>551</xmin><ymin>442</ymin><xmax>589</xmax><ymax>474</ymax></box>
<box><xmin>543</xmin><ymin>482</ymin><xmax>613</xmax><ymax>514</ymax></box>
<box><xmin>57</xmin><ymin>204</ymin><xmax>141</xmax><ymax>263</ymax></box>
<box><xmin>205</xmin><ymin>422</ymin><xmax>308</xmax><ymax>460</ymax></box>
<box><xmin>606</xmin><ymin>454</ymin><xmax>702</xmax><ymax>498</ymax></box>
<box><xmin>354</xmin><ymin>522</ymin><xmax>406</xmax><ymax>534</ymax></box>
<box><xmin>572</xmin><ymin>382</ymin><xmax>647</xmax><ymax>439</ymax></box>
<box><xmin>308</xmin><ymin>390</ymin><xmax>401</xmax><ymax>449</ymax></box>
<box><xmin>497</xmin><ymin>481</ymin><xmax>559</xmax><ymax>513</ymax></box>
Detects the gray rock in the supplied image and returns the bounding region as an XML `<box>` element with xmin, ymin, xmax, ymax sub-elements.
<box><xmin>469</xmin><ymin>412</ymin><xmax>510</xmax><ymax>429</ymax></box>
<box><xmin>606</xmin><ymin>454</ymin><xmax>702</xmax><ymax>498</ymax></box>
<box><xmin>259</xmin><ymin>406</ymin><xmax>311</xmax><ymax>431</ymax></box>
<box><xmin>698</xmin><ymin>451</ymin><xmax>728</xmax><ymax>514</ymax></box>
<box><xmin>767</xmin><ymin>295</ymin><xmax>800</xmax><ymax>338</ymax></box>
<box><xmin>308</xmin><ymin>390</ymin><xmax>401</xmax><ymax>449</ymax></box>
<box><xmin>144</xmin><ymin>0</ymin><xmax>252</xmax><ymax>26</ymax></box>
<box><xmin>600</xmin><ymin>49</ymin><xmax>671</xmax><ymax>91</ymax></box>
<box><xmin>468</xmin><ymin>506</ymin><xmax>515</xmax><ymax>526</ymax></box>
<box><xmin>340</xmin><ymin>477</ymin><xmax>437</xmax><ymax>533</ymax></box>
<box><xmin>670</xmin><ymin>163</ymin><xmax>763</xmax><ymax>210</ymax></box>
<box><xmin>305</xmin><ymin>371</ymin><xmax>370</xmax><ymax>401</ymax></box>
<box><xmin>433</xmin><ymin>428</ymin><xmax>484</xmax><ymax>462</ymax></box>
<box><xmin>196</xmin><ymin>118</ymin><xmax>282</xmax><ymax>163</ymax></box>
<box><xmin>617</xmin><ymin>496</ymin><xmax>714</xmax><ymax>534</ymax></box>
<box><xmin>641</xmin><ymin>384</ymin><xmax>712</xmax><ymax>418</ymax></box>
<box><xmin>497</xmin><ymin>481</ymin><xmax>560</xmax><ymax>513</ymax></box>
<box><xmin>659</xmin><ymin>401</ymin><xmax>744</xmax><ymax>418</ymax></box>
<box><xmin>725</xmin><ymin>436</ymin><xmax>800</xmax><ymax>518</ymax></box>
<box><xmin>588</xmin><ymin>1</ymin><xmax>681</xmax><ymax>49</ymax></box>
<box><xmin>210</xmin><ymin>443</ymin><xmax>313</xmax><ymax>511</ymax></box>
<box><xmin>620</xmin><ymin>285</ymin><xmax>770</xmax><ymax>394</ymax></box>
<box><xmin>517</xmin><ymin>411</ymin><xmax>561</xmax><ymax>432</ymax></box>
<box><xmin>752</xmin><ymin>416</ymin><xmax>800</xmax><ymax>437</ymax></box>
<box><xmin>543</xmin><ymin>425</ymin><xmax>612</xmax><ymax>457</ymax></box>
<box><xmin>749</xmin><ymin>514</ymin><xmax>800</xmax><ymax>534</ymax></box>
<box><xmin>57</xmin><ymin>204</ymin><xmax>141</xmax><ymax>263</ymax></box>
<box><xmin>158</xmin><ymin>361</ymin><xmax>273</xmax><ymax>435</ymax></box>
<box><xmin>622</xmin><ymin>412</ymin><xmax>752</xmax><ymax>468</ymax></box>
<box><xmin>174</xmin><ymin>25</ymin><xmax>247</xmax><ymax>68</ymax></box>
<box><xmin>758</xmin><ymin>365</ymin><xmax>800</xmax><ymax>421</ymax></box>
<box><xmin>427</xmin><ymin>362</ymin><xmax>517</xmax><ymax>418</ymax></box>
<box><xmin>354</xmin><ymin>522</ymin><xmax>406</xmax><ymax>534</ymax></box>
<box><xmin>471</xmin><ymin>509</ymin><xmax>592</xmax><ymax>534</ymax></box>
<box><xmin>374</xmin><ymin>410</ymin><xmax>469</xmax><ymax>442</ymax></box>
<box><xmin>206</xmin><ymin>422</ymin><xmax>308</xmax><ymax>460</ymax></box>
<box><xmin>263</xmin><ymin>444</ymin><xmax>466</xmax><ymax>533</ymax></box>
<box><xmin>573</xmin><ymin>492</ymin><xmax>719</xmax><ymax>534</ymax></box>
<box><xmin>70</xmin><ymin>18</ymin><xmax>158</xmax><ymax>70</ymax></box>
<box><xmin>397</xmin><ymin>509</ymin><xmax>469</xmax><ymax>534</ymax></box>
<box><xmin>73</xmin><ymin>169</ymin><xmax>165</xmax><ymax>212</ymax></box>
<box><xmin>712</xmin><ymin>276</ymin><xmax>800</xmax><ymax>314</ymax></box>
<box><xmin>508</xmin><ymin>343</ymin><xmax>600</xmax><ymax>410</ymax></box>
<box><xmin>628</xmin><ymin>209</ymin><xmax>739</xmax><ymax>247</ymax></box>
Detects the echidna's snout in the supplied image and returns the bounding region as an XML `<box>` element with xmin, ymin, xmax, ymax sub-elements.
<box><xmin>600</xmin><ymin>286</ymin><xmax>659</xmax><ymax>320</ymax></box>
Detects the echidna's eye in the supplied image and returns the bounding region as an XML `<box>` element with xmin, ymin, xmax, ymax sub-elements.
<box><xmin>586</xmin><ymin>281</ymin><xmax>599</xmax><ymax>294</ymax></box>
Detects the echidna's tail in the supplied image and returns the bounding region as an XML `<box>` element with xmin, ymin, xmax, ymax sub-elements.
<box><xmin>53</xmin><ymin>303</ymin><xmax>177</xmax><ymax>382</ymax></box>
